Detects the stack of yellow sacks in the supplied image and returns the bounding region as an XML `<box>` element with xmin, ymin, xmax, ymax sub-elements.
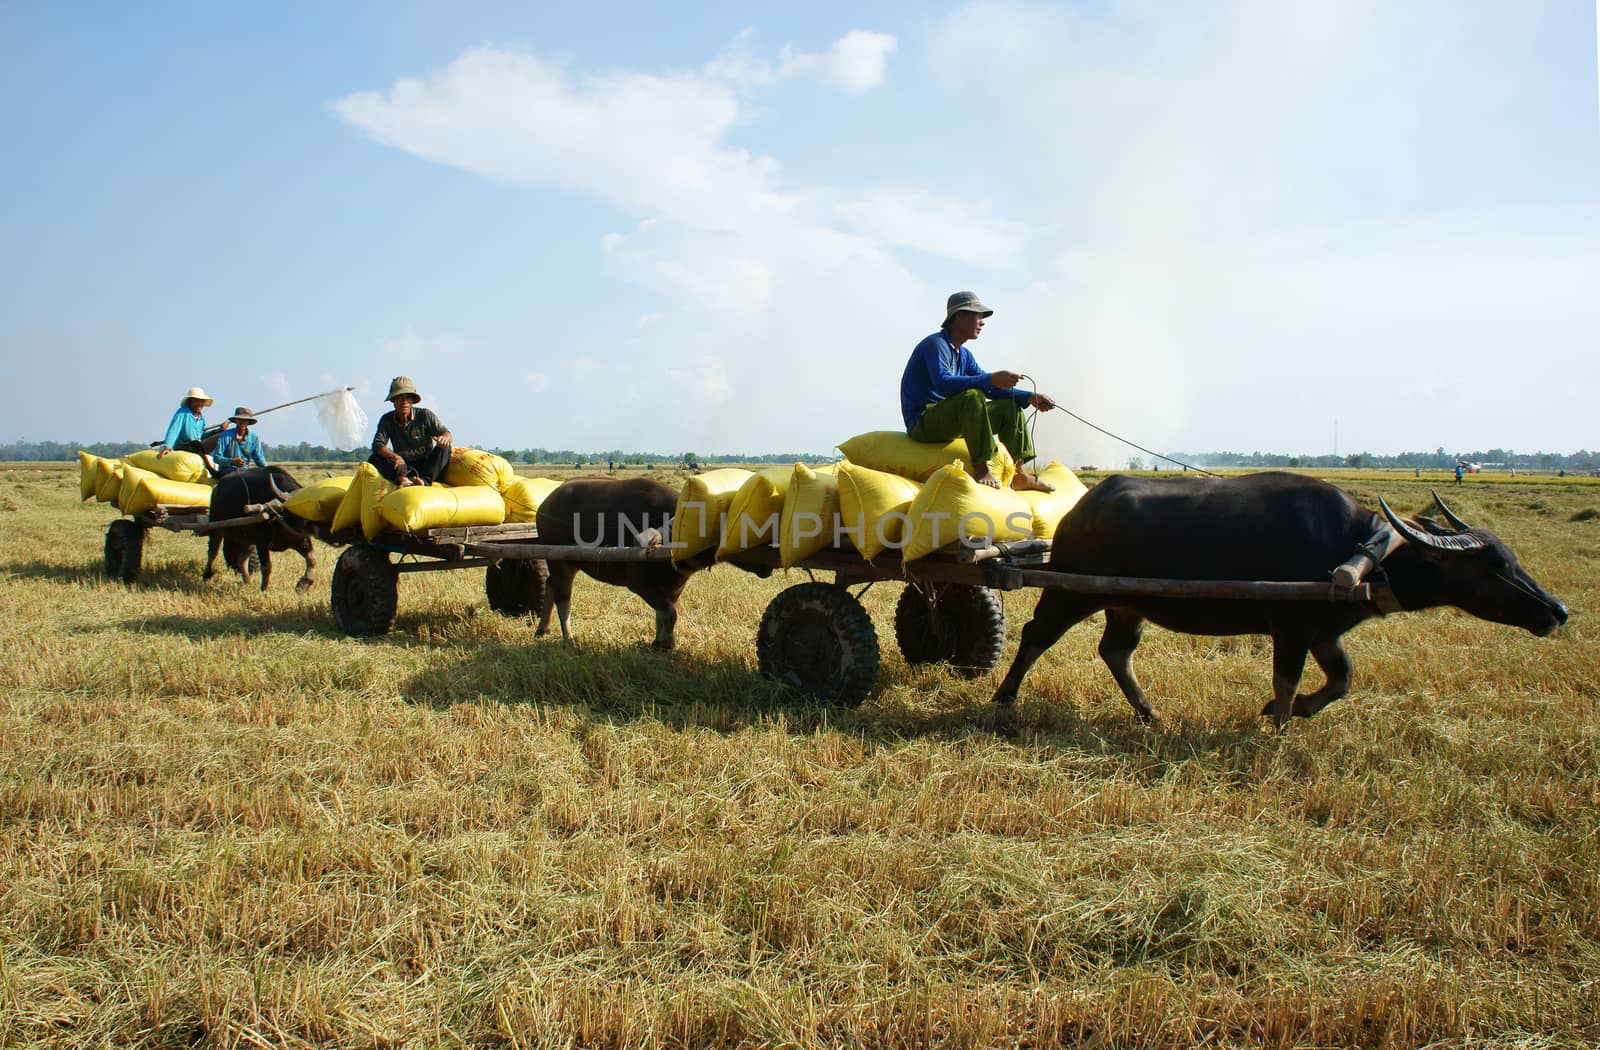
<box><xmin>78</xmin><ymin>449</ymin><xmax>214</xmax><ymax>514</ymax></box>
<box><xmin>692</xmin><ymin>430</ymin><xmax>1088</xmax><ymax>567</ymax></box>
<box><xmin>305</xmin><ymin>448</ymin><xmax>562</xmax><ymax>540</ymax></box>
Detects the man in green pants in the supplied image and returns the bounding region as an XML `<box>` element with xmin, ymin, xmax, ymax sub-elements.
<box><xmin>900</xmin><ymin>291</ymin><xmax>1057</xmax><ymax>490</ymax></box>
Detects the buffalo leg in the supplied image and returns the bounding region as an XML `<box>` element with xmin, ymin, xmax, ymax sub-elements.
<box><xmin>203</xmin><ymin>535</ymin><xmax>222</xmax><ymax>581</ymax></box>
<box><xmin>628</xmin><ymin>579</ymin><xmax>681</xmax><ymax>650</ymax></box>
<box><xmin>538</xmin><ymin>564</ymin><xmax>576</xmax><ymax>640</ymax></box>
<box><xmin>257</xmin><ymin>544</ymin><xmax>271</xmax><ymax>591</ymax></box>
<box><xmin>1292</xmin><ymin>637</ymin><xmax>1353</xmax><ymax>718</ymax></box>
<box><xmin>1262</xmin><ymin>636</ymin><xmax>1309</xmax><ymax>727</ymax></box>
<box><xmin>991</xmin><ymin>593</ymin><xmax>1103</xmax><ymax>706</ymax></box>
<box><xmin>1098</xmin><ymin>609</ymin><xmax>1155</xmax><ymax>722</ymax></box>
<box><xmin>294</xmin><ymin>543</ymin><xmax>317</xmax><ymax>593</ymax></box>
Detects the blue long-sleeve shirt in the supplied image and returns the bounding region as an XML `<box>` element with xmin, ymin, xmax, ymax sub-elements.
<box><xmin>214</xmin><ymin>428</ymin><xmax>266</xmax><ymax>472</ymax></box>
<box><xmin>160</xmin><ymin>406</ymin><xmax>208</xmax><ymax>449</ymax></box>
<box><xmin>900</xmin><ymin>330</ymin><xmax>1032</xmax><ymax>430</ymax></box>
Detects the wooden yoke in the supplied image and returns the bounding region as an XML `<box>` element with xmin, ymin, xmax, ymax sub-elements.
<box><xmin>1330</xmin><ymin>524</ymin><xmax>1404</xmax><ymax>595</ymax></box>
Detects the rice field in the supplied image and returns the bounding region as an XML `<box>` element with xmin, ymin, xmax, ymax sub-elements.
<box><xmin>1</xmin><ymin>462</ymin><xmax>1596</xmax><ymax>1048</ymax></box>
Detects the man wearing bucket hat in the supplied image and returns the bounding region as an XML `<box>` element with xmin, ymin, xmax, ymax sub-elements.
<box><xmin>368</xmin><ymin>376</ymin><xmax>453</xmax><ymax>486</ymax></box>
<box><xmin>901</xmin><ymin>292</ymin><xmax>1057</xmax><ymax>491</ymax></box>
<box><xmin>157</xmin><ymin>386</ymin><xmax>222</xmax><ymax>473</ymax></box>
<box><xmin>214</xmin><ymin>407</ymin><xmax>268</xmax><ymax>475</ymax></box>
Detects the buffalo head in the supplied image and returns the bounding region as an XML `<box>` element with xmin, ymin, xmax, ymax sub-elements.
<box><xmin>1379</xmin><ymin>492</ymin><xmax>1568</xmax><ymax>637</ymax></box>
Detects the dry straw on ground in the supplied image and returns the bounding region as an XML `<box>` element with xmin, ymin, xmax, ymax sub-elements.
<box><xmin>1</xmin><ymin>463</ymin><xmax>1596</xmax><ymax>1048</ymax></box>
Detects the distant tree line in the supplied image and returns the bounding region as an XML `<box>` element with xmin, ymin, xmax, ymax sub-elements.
<box><xmin>0</xmin><ymin>439</ymin><xmax>835</xmax><ymax>466</ymax></box>
<box><xmin>1164</xmin><ymin>447</ymin><xmax>1599</xmax><ymax>471</ymax></box>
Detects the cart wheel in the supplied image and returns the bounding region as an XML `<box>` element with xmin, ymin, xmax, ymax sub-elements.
<box><xmin>104</xmin><ymin>519</ymin><xmax>144</xmax><ymax>584</ymax></box>
<box><xmin>756</xmin><ymin>582</ymin><xmax>879</xmax><ymax>706</ymax></box>
<box><xmin>485</xmin><ymin>559</ymin><xmax>548</xmax><ymax>617</ymax></box>
<box><xmin>331</xmin><ymin>544</ymin><xmax>398</xmax><ymax>637</ymax></box>
<box><xmin>894</xmin><ymin>583</ymin><xmax>1007</xmax><ymax>678</ymax></box>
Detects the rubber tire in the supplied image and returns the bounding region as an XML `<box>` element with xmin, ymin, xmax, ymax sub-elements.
<box><xmin>104</xmin><ymin>520</ymin><xmax>144</xmax><ymax>584</ymax></box>
<box><xmin>331</xmin><ymin>544</ymin><xmax>399</xmax><ymax>637</ymax></box>
<box><xmin>756</xmin><ymin>582</ymin><xmax>879</xmax><ymax>707</ymax></box>
<box><xmin>893</xmin><ymin>583</ymin><xmax>1007</xmax><ymax>678</ymax></box>
<box><xmin>485</xmin><ymin>559</ymin><xmax>548</xmax><ymax>617</ymax></box>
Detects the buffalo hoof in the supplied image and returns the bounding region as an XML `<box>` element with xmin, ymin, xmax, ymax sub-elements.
<box><xmin>295</xmin><ymin>577</ymin><xmax>314</xmax><ymax>594</ymax></box>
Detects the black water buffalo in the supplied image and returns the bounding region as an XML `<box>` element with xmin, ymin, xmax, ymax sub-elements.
<box><xmin>992</xmin><ymin>472</ymin><xmax>1567</xmax><ymax>725</ymax></box>
<box><xmin>203</xmin><ymin>466</ymin><xmax>317</xmax><ymax>592</ymax></box>
<box><xmin>535</xmin><ymin>478</ymin><xmax>718</xmax><ymax>649</ymax></box>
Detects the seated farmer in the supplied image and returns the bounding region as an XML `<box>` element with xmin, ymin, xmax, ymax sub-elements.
<box><xmin>368</xmin><ymin>376</ymin><xmax>452</xmax><ymax>486</ymax></box>
<box><xmin>157</xmin><ymin>386</ymin><xmax>220</xmax><ymax>473</ymax></box>
<box><xmin>901</xmin><ymin>291</ymin><xmax>1057</xmax><ymax>491</ymax></box>
<box><xmin>214</xmin><ymin>407</ymin><xmax>268</xmax><ymax>475</ymax></box>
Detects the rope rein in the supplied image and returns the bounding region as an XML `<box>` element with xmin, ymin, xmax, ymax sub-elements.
<box><xmin>1015</xmin><ymin>374</ymin><xmax>1219</xmax><ymax>478</ymax></box>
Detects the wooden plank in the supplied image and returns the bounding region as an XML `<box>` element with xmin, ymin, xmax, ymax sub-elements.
<box><xmin>422</xmin><ymin>521</ymin><xmax>542</xmax><ymax>543</ymax></box>
<box><xmin>1011</xmin><ymin>570</ymin><xmax>1373</xmax><ymax>602</ymax></box>
<box><xmin>465</xmin><ymin>541</ymin><xmax>673</xmax><ymax>564</ymax></box>
<box><xmin>394</xmin><ymin>558</ymin><xmax>494</xmax><ymax>574</ymax></box>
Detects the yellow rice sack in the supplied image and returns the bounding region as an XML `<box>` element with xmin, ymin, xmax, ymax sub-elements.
<box><xmin>119</xmin><ymin>467</ymin><xmax>212</xmax><ymax>515</ymax></box>
<box><xmin>77</xmin><ymin>452</ymin><xmax>101</xmax><ymax>501</ymax></box>
<box><xmin>444</xmin><ymin>447</ymin><xmax>516</xmax><ymax>491</ymax></box>
<box><xmin>125</xmin><ymin>448</ymin><xmax>208</xmax><ymax>484</ymax></box>
<box><xmin>837</xmin><ymin>462</ymin><xmax>922</xmax><ymax>560</ymax></box>
<box><xmin>378</xmin><ymin>484</ymin><xmax>506</xmax><ymax>534</ymax></box>
<box><xmin>283</xmin><ymin>475</ymin><xmax>356</xmax><ymax>523</ymax></box>
<box><xmin>902</xmin><ymin>463</ymin><xmax>1034</xmax><ymax>562</ymax></box>
<box><xmin>1019</xmin><ymin>462</ymin><xmax>1090</xmax><ymax>539</ymax></box>
<box><xmin>95</xmin><ymin>459</ymin><xmax>123</xmax><ymax>504</ymax></box>
<box><xmin>361</xmin><ymin>471</ymin><xmax>396</xmax><ymax>540</ymax></box>
<box><xmin>716</xmin><ymin>466</ymin><xmax>793</xmax><ymax>557</ymax></box>
<box><xmin>837</xmin><ymin>430</ymin><xmax>1015</xmax><ymax>485</ymax></box>
<box><xmin>779</xmin><ymin>462</ymin><xmax>844</xmax><ymax>568</ymax></box>
<box><xmin>330</xmin><ymin>465</ymin><xmax>371</xmax><ymax>533</ymax></box>
<box><xmin>671</xmin><ymin>469</ymin><xmax>753</xmax><ymax>562</ymax></box>
<box><xmin>503</xmin><ymin>476</ymin><xmax>562</xmax><ymax>523</ymax></box>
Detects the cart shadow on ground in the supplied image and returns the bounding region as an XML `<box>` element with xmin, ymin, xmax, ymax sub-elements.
<box><xmin>394</xmin><ymin>631</ymin><xmax>1279</xmax><ymax>772</ymax></box>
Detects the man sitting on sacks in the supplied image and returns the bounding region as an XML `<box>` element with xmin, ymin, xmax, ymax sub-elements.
<box><xmin>368</xmin><ymin>376</ymin><xmax>453</xmax><ymax>487</ymax></box>
<box><xmin>214</xmin><ymin>407</ymin><xmax>269</xmax><ymax>475</ymax></box>
<box><xmin>901</xmin><ymin>291</ymin><xmax>1057</xmax><ymax>491</ymax></box>
<box><xmin>156</xmin><ymin>385</ymin><xmax>221</xmax><ymax>473</ymax></box>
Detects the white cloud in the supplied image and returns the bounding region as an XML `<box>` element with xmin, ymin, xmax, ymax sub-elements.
<box><xmin>778</xmin><ymin>30</ymin><xmax>898</xmax><ymax>93</ymax></box>
<box><xmin>335</xmin><ymin>37</ymin><xmax>1012</xmax><ymax>451</ymax></box>
<box><xmin>923</xmin><ymin>0</ymin><xmax>1600</xmax><ymax>462</ymax></box>
<box><xmin>703</xmin><ymin>28</ymin><xmax>897</xmax><ymax>93</ymax></box>
<box><xmin>525</xmin><ymin>371</ymin><xmax>550</xmax><ymax>392</ymax></box>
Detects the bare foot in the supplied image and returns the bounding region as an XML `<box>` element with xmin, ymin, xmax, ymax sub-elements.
<box><xmin>398</xmin><ymin>475</ymin><xmax>418</xmax><ymax>488</ymax></box>
<box><xmin>971</xmin><ymin>465</ymin><xmax>1002</xmax><ymax>489</ymax></box>
<box><xmin>1011</xmin><ymin>471</ymin><xmax>1054</xmax><ymax>493</ymax></box>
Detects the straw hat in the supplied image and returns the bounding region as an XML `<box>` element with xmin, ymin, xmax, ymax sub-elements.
<box><xmin>183</xmin><ymin>386</ymin><xmax>214</xmax><ymax>407</ymax></box>
<box><xmin>385</xmin><ymin>376</ymin><xmax>421</xmax><ymax>404</ymax></box>
<box><xmin>228</xmin><ymin>406</ymin><xmax>258</xmax><ymax>425</ymax></box>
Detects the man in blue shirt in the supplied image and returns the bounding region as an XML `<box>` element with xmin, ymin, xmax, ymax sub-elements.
<box><xmin>157</xmin><ymin>386</ymin><xmax>220</xmax><ymax>474</ymax></box>
<box><xmin>901</xmin><ymin>292</ymin><xmax>1057</xmax><ymax>490</ymax></box>
<box><xmin>214</xmin><ymin>407</ymin><xmax>268</xmax><ymax>475</ymax></box>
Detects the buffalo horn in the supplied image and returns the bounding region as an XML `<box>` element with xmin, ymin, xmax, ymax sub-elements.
<box><xmin>268</xmin><ymin>474</ymin><xmax>290</xmax><ymax>503</ymax></box>
<box><xmin>1378</xmin><ymin>496</ymin><xmax>1484</xmax><ymax>553</ymax></box>
<box><xmin>1429</xmin><ymin>489</ymin><xmax>1473</xmax><ymax>532</ymax></box>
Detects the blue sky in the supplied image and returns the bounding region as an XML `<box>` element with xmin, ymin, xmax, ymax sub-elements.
<box><xmin>2</xmin><ymin>1</ymin><xmax>1597</xmax><ymax>462</ymax></box>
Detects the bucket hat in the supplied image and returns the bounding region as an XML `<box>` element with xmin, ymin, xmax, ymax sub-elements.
<box><xmin>183</xmin><ymin>386</ymin><xmax>214</xmax><ymax>407</ymax></box>
<box><xmin>228</xmin><ymin>406</ymin><xmax>258</xmax><ymax>425</ymax></box>
<box><xmin>386</xmin><ymin>376</ymin><xmax>421</xmax><ymax>404</ymax></box>
<box><xmin>943</xmin><ymin>291</ymin><xmax>994</xmax><ymax>326</ymax></box>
